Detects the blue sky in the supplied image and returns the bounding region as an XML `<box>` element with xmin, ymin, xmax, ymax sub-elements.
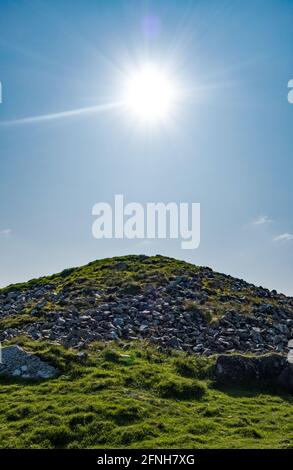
<box><xmin>0</xmin><ymin>0</ymin><xmax>293</xmax><ymax>294</ymax></box>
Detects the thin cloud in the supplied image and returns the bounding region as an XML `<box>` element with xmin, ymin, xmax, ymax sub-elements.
<box><xmin>0</xmin><ymin>101</ymin><xmax>123</xmax><ymax>128</ymax></box>
<box><xmin>252</xmin><ymin>215</ymin><xmax>273</xmax><ymax>225</ymax></box>
<box><xmin>0</xmin><ymin>228</ymin><xmax>12</xmax><ymax>236</ymax></box>
<box><xmin>273</xmin><ymin>233</ymin><xmax>293</xmax><ymax>242</ymax></box>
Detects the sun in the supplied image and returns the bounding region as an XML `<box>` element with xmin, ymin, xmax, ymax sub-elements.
<box><xmin>123</xmin><ymin>64</ymin><xmax>177</xmax><ymax>123</ymax></box>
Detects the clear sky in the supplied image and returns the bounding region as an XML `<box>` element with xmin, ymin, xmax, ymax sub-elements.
<box><xmin>0</xmin><ymin>0</ymin><xmax>293</xmax><ymax>294</ymax></box>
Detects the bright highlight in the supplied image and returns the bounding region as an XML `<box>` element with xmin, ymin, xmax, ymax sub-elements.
<box><xmin>123</xmin><ymin>64</ymin><xmax>177</xmax><ymax>123</ymax></box>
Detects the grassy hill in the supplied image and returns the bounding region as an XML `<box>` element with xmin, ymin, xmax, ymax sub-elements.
<box><xmin>0</xmin><ymin>255</ymin><xmax>292</xmax><ymax>354</ymax></box>
<box><xmin>0</xmin><ymin>255</ymin><xmax>292</xmax><ymax>448</ymax></box>
<box><xmin>0</xmin><ymin>338</ymin><xmax>292</xmax><ymax>449</ymax></box>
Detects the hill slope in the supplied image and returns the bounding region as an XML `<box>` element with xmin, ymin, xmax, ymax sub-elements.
<box><xmin>0</xmin><ymin>256</ymin><xmax>293</xmax><ymax>449</ymax></box>
<box><xmin>0</xmin><ymin>255</ymin><xmax>292</xmax><ymax>355</ymax></box>
<box><xmin>0</xmin><ymin>339</ymin><xmax>292</xmax><ymax>449</ymax></box>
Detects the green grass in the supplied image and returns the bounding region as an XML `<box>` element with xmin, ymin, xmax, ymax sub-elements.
<box><xmin>0</xmin><ymin>315</ymin><xmax>36</xmax><ymax>330</ymax></box>
<box><xmin>0</xmin><ymin>338</ymin><xmax>292</xmax><ymax>449</ymax></box>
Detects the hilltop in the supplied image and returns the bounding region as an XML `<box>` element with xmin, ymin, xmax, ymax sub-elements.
<box><xmin>0</xmin><ymin>255</ymin><xmax>292</xmax><ymax>355</ymax></box>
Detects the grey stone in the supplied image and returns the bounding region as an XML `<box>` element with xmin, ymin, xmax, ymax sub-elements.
<box><xmin>0</xmin><ymin>345</ymin><xmax>58</xmax><ymax>380</ymax></box>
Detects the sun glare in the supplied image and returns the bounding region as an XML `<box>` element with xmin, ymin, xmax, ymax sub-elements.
<box><xmin>123</xmin><ymin>64</ymin><xmax>177</xmax><ymax>123</ymax></box>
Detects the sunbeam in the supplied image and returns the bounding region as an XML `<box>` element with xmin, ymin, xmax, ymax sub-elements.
<box><xmin>0</xmin><ymin>101</ymin><xmax>123</xmax><ymax>128</ymax></box>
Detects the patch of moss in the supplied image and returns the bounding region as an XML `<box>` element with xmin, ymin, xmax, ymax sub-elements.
<box><xmin>157</xmin><ymin>376</ymin><xmax>207</xmax><ymax>400</ymax></box>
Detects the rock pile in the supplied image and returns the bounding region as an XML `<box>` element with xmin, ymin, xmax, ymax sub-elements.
<box><xmin>0</xmin><ymin>345</ymin><xmax>58</xmax><ymax>379</ymax></box>
<box><xmin>0</xmin><ymin>256</ymin><xmax>292</xmax><ymax>355</ymax></box>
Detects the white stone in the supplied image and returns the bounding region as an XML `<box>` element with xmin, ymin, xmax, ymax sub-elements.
<box><xmin>288</xmin><ymin>350</ymin><xmax>293</xmax><ymax>364</ymax></box>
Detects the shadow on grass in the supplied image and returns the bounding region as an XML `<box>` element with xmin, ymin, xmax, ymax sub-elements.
<box><xmin>213</xmin><ymin>380</ymin><xmax>293</xmax><ymax>402</ymax></box>
<box><xmin>0</xmin><ymin>373</ymin><xmax>60</xmax><ymax>387</ymax></box>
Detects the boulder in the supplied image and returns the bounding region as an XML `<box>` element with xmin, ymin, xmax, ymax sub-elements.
<box><xmin>216</xmin><ymin>354</ymin><xmax>287</xmax><ymax>384</ymax></box>
<box><xmin>0</xmin><ymin>345</ymin><xmax>58</xmax><ymax>380</ymax></box>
